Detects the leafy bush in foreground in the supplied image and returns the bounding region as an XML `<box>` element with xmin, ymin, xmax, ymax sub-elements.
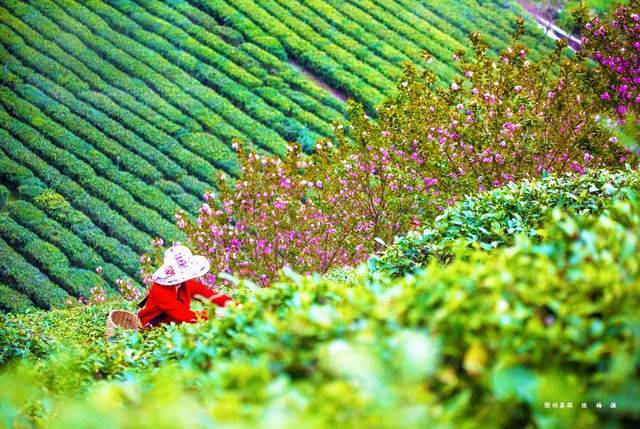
<box><xmin>371</xmin><ymin>168</ymin><xmax>640</xmax><ymax>276</ymax></box>
<box><xmin>1</xmin><ymin>190</ymin><xmax>638</xmax><ymax>428</ymax></box>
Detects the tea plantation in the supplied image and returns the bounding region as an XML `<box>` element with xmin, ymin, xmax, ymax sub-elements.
<box><xmin>0</xmin><ymin>0</ymin><xmax>553</xmax><ymax>310</ymax></box>
<box><xmin>2</xmin><ymin>0</ymin><xmax>639</xmax><ymax>427</ymax></box>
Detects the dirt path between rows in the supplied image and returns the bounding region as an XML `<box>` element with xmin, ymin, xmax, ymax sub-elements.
<box><xmin>288</xmin><ymin>59</ymin><xmax>349</xmax><ymax>102</ymax></box>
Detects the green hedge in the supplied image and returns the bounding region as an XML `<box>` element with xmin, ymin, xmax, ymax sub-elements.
<box><xmin>0</xmin><ymin>2</ymin><xmax>200</xmax><ymax>132</ymax></box>
<box><xmin>0</xmin><ymin>214</ymin><xmax>97</xmax><ymax>298</ymax></box>
<box><xmin>178</xmin><ymin>132</ymin><xmax>241</xmax><ymax>176</ymax></box>
<box><xmin>0</xmin><ymin>189</ymin><xmax>638</xmax><ymax>427</ymax></box>
<box><xmin>371</xmin><ymin>168</ymin><xmax>640</xmax><ymax>276</ymax></box>
<box><xmin>0</xmin><ymin>16</ymin><xmax>219</xmax><ymax>194</ymax></box>
<box><xmin>16</xmin><ymin>1</ymin><xmax>230</xmax><ymax>137</ymax></box>
<box><xmin>0</xmin><ymin>134</ymin><xmax>151</xmax><ymax>256</ymax></box>
<box><xmin>26</xmin><ymin>186</ymin><xmax>140</xmax><ymax>279</ymax></box>
<box><xmin>38</xmin><ymin>0</ymin><xmax>287</xmax><ymax>156</ymax></box>
<box><xmin>0</xmin><ymin>184</ymin><xmax>9</xmax><ymax>210</ymax></box>
<box><xmin>0</xmin><ymin>237</ymin><xmax>68</xmax><ymax>309</ymax></box>
<box><xmin>0</xmin><ymin>103</ymin><xmax>181</xmax><ymax>242</ymax></box>
<box><xmin>302</xmin><ymin>0</ymin><xmax>413</xmax><ymax>69</ymax></box>
<box><xmin>239</xmin><ymin>42</ymin><xmax>347</xmax><ymax>116</ymax></box>
<box><xmin>271</xmin><ymin>0</ymin><xmax>401</xmax><ymax>84</ymax></box>
<box><xmin>6</xmin><ymin>199</ymin><xmax>134</xmax><ymax>290</ymax></box>
<box><xmin>163</xmin><ymin>0</ymin><xmax>346</xmax><ymax>117</ymax></box>
<box><xmin>194</xmin><ymin>0</ymin><xmax>385</xmax><ymax>111</ymax></box>
<box><xmin>0</xmin><ymin>282</ymin><xmax>33</xmax><ymax>313</ymax></box>
<box><xmin>0</xmin><ymin>45</ymin><xmax>206</xmax><ymax>203</ymax></box>
<box><xmin>328</xmin><ymin>0</ymin><xmax>454</xmax><ymax>81</ymax></box>
<box><xmin>89</xmin><ymin>0</ymin><xmax>320</xmax><ymax>144</ymax></box>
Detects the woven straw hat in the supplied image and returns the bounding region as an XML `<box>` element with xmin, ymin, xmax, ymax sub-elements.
<box><xmin>152</xmin><ymin>244</ymin><xmax>210</xmax><ymax>286</ymax></box>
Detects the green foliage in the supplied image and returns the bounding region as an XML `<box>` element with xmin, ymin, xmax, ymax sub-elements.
<box><xmin>372</xmin><ymin>168</ymin><xmax>640</xmax><ymax>276</ymax></box>
<box><xmin>0</xmin><ymin>184</ymin><xmax>9</xmax><ymax>210</ymax></box>
<box><xmin>1</xmin><ymin>189</ymin><xmax>639</xmax><ymax>427</ymax></box>
<box><xmin>0</xmin><ymin>236</ymin><xmax>68</xmax><ymax>309</ymax></box>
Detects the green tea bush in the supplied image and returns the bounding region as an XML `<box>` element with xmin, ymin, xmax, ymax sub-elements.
<box><xmin>0</xmin><ymin>215</ymin><xmax>96</xmax><ymax>298</ymax></box>
<box><xmin>0</xmin><ymin>21</ymin><xmax>213</xmax><ymax>190</ymax></box>
<box><xmin>0</xmin><ymin>184</ymin><xmax>9</xmax><ymax>209</ymax></box>
<box><xmin>1</xmin><ymin>190</ymin><xmax>638</xmax><ymax>428</ymax></box>
<box><xmin>0</xmin><ymin>141</ymin><xmax>151</xmax><ymax>257</ymax></box>
<box><xmin>0</xmin><ymin>283</ymin><xmax>32</xmax><ymax>313</ymax></box>
<box><xmin>6</xmin><ymin>199</ymin><xmax>132</xmax><ymax>288</ymax></box>
<box><xmin>0</xmin><ymin>2</ymin><xmax>200</xmax><ymax>132</ymax></box>
<box><xmin>371</xmin><ymin>168</ymin><xmax>640</xmax><ymax>276</ymax></box>
<box><xmin>0</xmin><ymin>46</ymin><xmax>204</xmax><ymax>205</ymax></box>
<box><xmin>0</xmin><ymin>237</ymin><xmax>68</xmax><ymax>309</ymax></box>
<box><xmin>178</xmin><ymin>132</ymin><xmax>241</xmax><ymax>176</ymax></box>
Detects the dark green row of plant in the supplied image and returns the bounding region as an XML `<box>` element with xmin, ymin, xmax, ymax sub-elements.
<box><xmin>4</xmin><ymin>58</ymin><xmax>219</xmax><ymax>211</ymax></box>
<box><xmin>370</xmin><ymin>168</ymin><xmax>640</xmax><ymax>276</ymax></box>
<box><xmin>0</xmin><ymin>42</ymin><xmax>210</xmax><ymax>204</ymax></box>
<box><xmin>1</xmin><ymin>188</ymin><xmax>638</xmax><ymax>427</ymax></box>
<box><xmin>40</xmin><ymin>0</ymin><xmax>294</xmax><ymax>154</ymax></box>
<box><xmin>345</xmin><ymin>0</ymin><xmax>464</xmax><ymax>77</ymax></box>
<box><xmin>160</xmin><ymin>0</ymin><xmax>346</xmax><ymax>117</ymax></box>
<box><xmin>0</xmin><ymin>98</ymin><xmax>182</xmax><ymax>243</ymax></box>
<box><xmin>6</xmin><ymin>82</ymin><xmax>189</xmax><ymax>221</ymax></box>
<box><xmin>78</xmin><ymin>0</ymin><xmax>328</xmax><ymax>146</ymax></box>
<box><xmin>323</xmin><ymin>0</ymin><xmax>453</xmax><ymax>83</ymax></box>
<box><xmin>269</xmin><ymin>0</ymin><xmax>402</xmax><ymax>85</ymax></box>
<box><xmin>0</xmin><ymin>282</ymin><xmax>33</xmax><ymax>313</ymax></box>
<box><xmin>0</xmin><ymin>13</ymin><xmax>216</xmax><ymax>195</ymax></box>
<box><xmin>0</xmin><ymin>136</ymin><xmax>150</xmax><ymax>265</ymax></box>
<box><xmin>423</xmin><ymin>0</ymin><xmax>554</xmax><ymax>60</ymax></box>
<box><xmin>12</xmin><ymin>0</ymin><xmax>281</xmax><ymax>155</ymax></box>
<box><xmin>6</xmin><ymin>198</ymin><xmax>131</xmax><ymax>289</ymax></box>
<box><xmin>238</xmin><ymin>42</ymin><xmax>347</xmax><ymax>114</ymax></box>
<box><xmin>113</xmin><ymin>2</ymin><xmax>338</xmax><ymax>140</ymax></box>
<box><xmin>0</xmin><ymin>235</ymin><xmax>68</xmax><ymax>310</ymax></box>
<box><xmin>195</xmin><ymin>0</ymin><xmax>386</xmax><ymax>111</ymax></box>
<box><xmin>299</xmin><ymin>0</ymin><xmax>420</xmax><ymax>75</ymax></box>
<box><xmin>0</xmin><ymin>214</ymin><xmax>97</xmax><ymax>298</ymax></box>
<box><xmin>0</xmin><ymin>1</ymin><xmax>201</xmax><ymax>133</ymax></box>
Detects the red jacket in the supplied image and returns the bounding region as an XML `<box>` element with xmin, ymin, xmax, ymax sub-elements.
<box><xmin>137</xmin><ymin>278</ymin><xmax>232</xmax><ymax>327</ymax></box>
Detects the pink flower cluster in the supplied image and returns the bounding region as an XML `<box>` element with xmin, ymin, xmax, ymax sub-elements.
<box><xmin>582</xmin><ymin>4</ymin><xmax>640</xmax><ymax>123</ymax></box>
<box><xmin>80</xmin><ymin>286</ymin><xmax>107</xmax><ymax>305</ymax></box>
<box><xmin>115</xmin><ymin>278</ymin><xmax>142</xmax><ymax>302</ymax></box>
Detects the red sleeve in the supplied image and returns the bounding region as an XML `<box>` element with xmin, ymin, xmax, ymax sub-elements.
<box><xmin>153</xmin><ymin>286</ymin><xmax>200</xmax><ymax>324</ymax></box>
<box><xmin>189</xmin><ymin>279</ymin><xmax>234</xmax><ymax>307</ymax></box>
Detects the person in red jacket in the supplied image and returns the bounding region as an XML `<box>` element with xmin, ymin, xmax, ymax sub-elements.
<box><xmin>137</xmin><ymin>244</ymin><xmax>234</xmax><ymax>328</ymax></box>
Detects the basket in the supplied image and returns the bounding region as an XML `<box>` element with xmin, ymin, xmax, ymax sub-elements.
<box><xmin>105</xmin><ymin>310</ymin><xmax>143</xmax><ymax>338</ymax></box>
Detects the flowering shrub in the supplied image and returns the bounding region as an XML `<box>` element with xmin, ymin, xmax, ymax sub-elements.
<box><xmin>140</xmin><ymin>19</ymin><xmax>635</xmax><ymax>287</ymax></box>
<box><xmin>580</xmin><ymin>1</ymin><xmax>640</xmax><ymax>125</ymax></box>
<box><xmin>378</xmin><ymin>18</ymin><xmax>632</xmax><ymax>197</ymax></box>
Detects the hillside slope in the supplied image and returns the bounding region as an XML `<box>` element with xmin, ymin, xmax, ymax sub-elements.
<box><xmin>0</xmin><ymin>0</ymin><xmax>553</xmax><ymax>311</ymax></box>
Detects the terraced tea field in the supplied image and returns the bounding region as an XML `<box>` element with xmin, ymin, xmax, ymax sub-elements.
<box><xmin>0</xmin><ymin>0</ymin><xmax>553</xmax><ymax>311</ymax></box>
